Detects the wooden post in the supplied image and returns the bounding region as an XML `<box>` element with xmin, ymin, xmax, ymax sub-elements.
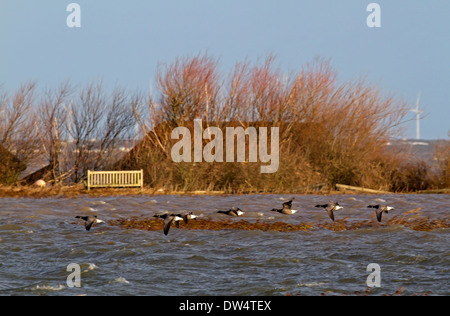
<box><xmin>87</xmin><ymin>170</ymin><xmax>91</xmax><ymax>192</ymax></box>
<box><xmin>335</xmin><ymin>184</ymin><xmax>391</xmax><ymax>194</ymax></box>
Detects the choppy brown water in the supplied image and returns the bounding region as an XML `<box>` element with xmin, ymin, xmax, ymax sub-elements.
<box><xmin>0</xmin><ymin>194</ymin><xmax>448</xmax><ymax>295</ymax></box>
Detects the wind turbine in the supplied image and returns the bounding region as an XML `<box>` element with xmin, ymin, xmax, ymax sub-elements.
<box><xmin>410</xmin><ymin>92</ymin><xmax>423</xmax><ymax>140</ymax></box>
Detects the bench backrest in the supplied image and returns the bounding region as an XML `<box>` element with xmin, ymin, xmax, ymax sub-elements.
<box><xmin>87</xmin><ymin>170</ymin><xmax>143</xmax><ymax>191</ymax></box>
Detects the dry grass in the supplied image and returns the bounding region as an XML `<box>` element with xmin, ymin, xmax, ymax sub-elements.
<box><xmin>0</xmin><ymin>184</ymin><xmax>256</xmax><ymax>198</ymax></box>
<box><xmin>111</xmin><ymin>217</ymin><xmax>314</xmax><ymax>233</ymax></box>
<box><xmin>0</xmin><ymin>184</ymin><xmax>150</xmax><ymax>198</ymax></box>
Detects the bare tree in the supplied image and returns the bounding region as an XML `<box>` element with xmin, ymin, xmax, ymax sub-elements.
<box><xmin>35</xmin><ymin>81</ymin><xmax>72</xmax><ymax>183</ymax></box>
<box><xmin>0</xmin><ymin>81</ymin><xmax>39</xmax><ymax>161</ymax></box>
<box><xmin>0</xmin><ymin>81</ymin><xmax>41</xmax><ymax>184</ymax></box>
<box><xmin>67</xmin><ymin>82</ymin><xmax>138</xmax><ymax>182</ymax></box>
<box><xmin>92</xmin><ymin>86</ymin><xmax>137</xmax><ymax>170</ymax></box>
<box><xmin>282</xmin><ymin>59</ymin><xmax>409</xmax><ymax>188</ymax></box>
<box><xmin>67</xmin><ymin>81</ymin><xmax>105</xmax><ymax>182</ymax></box>
<box><xmin>156</xmin><ymin>53</ymin><xmax>220</xmax><ymax>126</ymax></box>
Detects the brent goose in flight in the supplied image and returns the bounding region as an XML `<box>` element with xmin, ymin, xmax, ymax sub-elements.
<box><xmin>315</xmin><ymin>201</ymin><xmax>343</xmax><ymax>222</ymax></box>
<box><xmin>368</xmin><ymin>205</ymin><xmax>395</xmax><ymax>222</ymax></box>
<box><xmin>75</xmin><ymin>215</ymin><xmax>105</xmax><ymax>231</ymax></box>
<box><xmin>271</xmin><ymin>200</ymin><xmax>297</xmax><ymax>215</ymax></box>
<box><xmin>217</xmin><ymin>207</ymin><xmax>244</xmax><ymax>216</ymax></box>
<box><xmin>175</xmin><ymin>211</ymin><xmax>198</xmax><ymax>224</ymax></box>
<box><xmin>153</xmin><ymin>213</ymin><xmax>184</xmax><ymax>235</ymax></box>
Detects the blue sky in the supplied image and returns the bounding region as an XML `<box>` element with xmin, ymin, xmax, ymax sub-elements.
<box><xmin>1</xmin><ymin>0</ymin><xmax>449</xmax><ymax>139</ymax></box>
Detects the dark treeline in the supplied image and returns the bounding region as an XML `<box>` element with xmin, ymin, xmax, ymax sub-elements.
<box><xmin>1</xmin><ymin>54</ymin><xmax>449</xmax><ymax>192</ymax></box>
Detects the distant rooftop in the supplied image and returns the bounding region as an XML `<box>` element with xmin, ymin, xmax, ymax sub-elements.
<box><xmin>386</xmin><ymin>139</ymin><xmax>448</xmax><ymax>168</ymax></box>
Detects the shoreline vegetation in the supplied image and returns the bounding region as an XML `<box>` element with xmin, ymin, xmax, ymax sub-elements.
<box><xmin>0</xmin><ymin>183</ymin><xmax>448</xmax><ymax>199</ymax></box>
<box><xmin>1</xmin><ymin>54</ymin><xmax>449</xmax><ymax>194</ymax></box>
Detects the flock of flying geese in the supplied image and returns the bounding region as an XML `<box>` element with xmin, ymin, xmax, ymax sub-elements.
<box><xmin>75</xmin><ymin>199</ymin><xmax>395</xmax><ymax>235</ymax></box>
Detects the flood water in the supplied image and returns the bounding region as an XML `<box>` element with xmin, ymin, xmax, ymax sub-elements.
<box><xmin>0</xmin><ymin>194</ymin><xmax>448</xmax><ymax>296</ymax></box>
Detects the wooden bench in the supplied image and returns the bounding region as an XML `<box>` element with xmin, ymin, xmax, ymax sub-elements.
<box><xmin>86</xmin><ymin>170</ymin><xmax>143</xmax><ymax>191</ymax></box>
